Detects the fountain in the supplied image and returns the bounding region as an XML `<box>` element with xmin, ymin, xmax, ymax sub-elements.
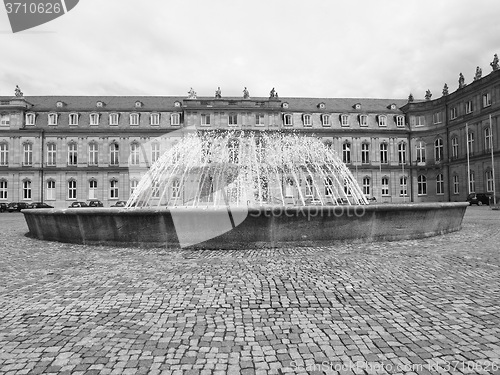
<box><xmin>23</xmin><ymin>131</ymin><xmax>468</xmax><ymax>249</ymax></box>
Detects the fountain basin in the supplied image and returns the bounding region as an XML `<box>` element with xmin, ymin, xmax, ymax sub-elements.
<box><xmin>23</xmin><ymin>202</ymin><xmax>468</xmax><ymax>249</ymax></box>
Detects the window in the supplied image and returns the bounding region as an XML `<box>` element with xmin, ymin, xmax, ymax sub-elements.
<box><xmin>152</xmin><ymin>181</ymin><xmax>160</xmax><ymax>198</ymax></box>
<box><xmin>469</xmin><ymin>171</ymin><xmax>475</xmax><ymax>193</ymax></box>
<box><xmin>0</xmin><ymin>143</ymin><xmax>8</xmax><ymax>166</ymax></box>
<box><xmin>88</xmin><ymin>179</ymin><xmax>97</xmax><ymax>199</ymax></box>
<box><xmin>343</xmin><ymin>178</ymin><xmax>352</xmax><ymax>196</ymax></box>
<box><xmin>362</xmin><ymin>177</ymin><xmax>370</xmax><ymax>195</ymax></box>
<box><xmin>378</xmin><ymin>115</ymin><xmax>387</xmax><ymax>127</ymax></box>
<box><xmin>88</xmin><ymin>143</ymin><xmax>99</xmax><ymax>166</ymax></box>
<box><xmin>228</xmin><ymin>114</ymin><xmax>237</xmax><ymax>126</ymax></box>
<box><xmin>0</xmin><ymin>114</ymin><xmax>10</xmax><ymax>126</ymax></box>
<box><xmin>451</xmin><ymin>137</ymin><xmax>459</xmax><ymax>159</ymax></box>
<box><xmin>283</xmin><ymin>114</ymin><xmax>292</xmax><ymax>126</ymax></box>
<box><xmin>453</xmin><ymin>175</ymin><xmax>459</xmax><ymax>194</ymax></box>
<box><xmin>48</xmin><ymin>113</ymin><xmax>58</xmax><ymax>126</ymax></box>
<box><xmin>256</xmin><ymin>114</ymin><xmax>265</xmax><ymax>126</ymax></box>
<box><xmin>109</xmin><ymin>113</ymin><xmax>119</xmax><ymax>126</ymax></box>
<box><xmin>416</xmin><ymin>141</ymin><xmax>426</xmax><ymax>163</ymax></box>
<box><xmin>436</xmin><ymin>173</ymin><xmax>444</xmax><ymax>195</ymax></box>
<box><xmin>305</xmin><ymin>176</ymin><xmax>314</xmax><ymax>197</ymax></box>
<box><xmin>109</xmin><ymin>143</ymin><xmax>119</xmax><ymax>165</ymax></box>
<box><xmin>130</xmin><ymin>179</ymin><xmax>138</xmax><ymax>195</ymax></box>
<box><xmin>23</xmin><ymin>143</ymin><xmax>33</xmax><ymax>166</ymax></box>
<box><xmin>450</xmin><ymin>107</ymin><xmax>457</xmax><ymax>120</ymax></box>
<box><xmin>201</xmin><ymin>114</ymin><xmax>211</xmax><ymax>126</ymax></box>
<box><xmin>486</xmin><ymin>170</ymin><xmax>494</xmax><ymax>192</ymax></box>
<box><xmin>46</xmin><ymin>180</ymin><xmax>56</xmax><ymax>200</ymax></box>
<box><xmin>130</xmin><ymin>113</ymin><xmax>139</xmax><ymax>126</ymax></box>
<box><xmin>381</xmin><ymin>177</ymin><xmax>389</xmax><ymax>196</ymax></box>
<box><xmin>399</xmin><ymin>176</ymin><xmax>408</xmax><ymax>197</ymax></box>
<box><xmin>228</xmin><ymin>139</ymin><xmax>239</xmax><ymax>164</ymax></box>
<box><xmin>340</xmin><ymin>114</ymin><xmax>349</xmax><ymax>127</ymax></box>
<box><xmin>172</xmin><ymin>179</ymin><xmax>181</xmax><ymax>199</ymax></box>
<box><xmin>303</xmin><ymin>114</ymin><xmax>312</xmax><ymax>127</ymax></box>
<box><xmin>434</xmin><ymin>138</ymin><xmax>444</xmax><ymax>162</ymax></box>
<box><xmin>69</xmin><ymin>113</ymin><xmax>79</xmax><ymax>126</ymax></box>
<box><xmin>171</xmin><ymin>113</ymin><xmax>180</xmax><ymax>126</ymax></box>
<box><xmin>433</xmin><ymin>112</ymin><xmax>442</xmax><ymax>124</ymax></box>
<box><xmin>25</xmin><ymin>113</ymin><xmax>35</xmax><ymax>126</ymax></box>
<box><xmin>46</xmin><ymin>143</ymin><xmax>57</xmax><ymax>166</ymax></box>
<box><xmin>68</xmin><ymin>143</ymin><xmax>78</xmax><ymax>165</ymax></box>
<box><xmin>324</xmin><ymin>177</ymin><xmax>334</xmax><ymax>197</ymax></box>
<box><xmin>484</xmin><ymin>127</ymin><xmax>492</xmax><ymax>151</ymax></box>
<box><xmin>90</xmin><ymin>113</ymin><xmax>99</xmax><ymax>126</ymax></box>
<box><xmin>465</xmin><ymin>100</ymin><xmax>473</xmax><ymax>114</ymax></box>
<box><xmin>0</xmin><ymin>179</ymin><xmax>7</xmax><ymax>199</ymax></box>
<box><xmin>110</xmin><ymin>179</ymin><xmax>119</xmax><ymax>199</ymax></box>
<box><xmin>342</xmin><ymin>142</ymin><xmax>351</xmax><ymax>164</ymax></box>
<box><xmin>68</xmin><ymin>179</ymin><xmax>77</xmax><ymax>199</ymax></box>
<box><xmin>151</xmin><ymin>142</ymin><xmax>160</xmax><ymax>163</ymax></box>
<box><xmin>396</xmin><ymin>115</ymin><xmax>405</xmax><ymax>127</ymax></box>
<box><xmin>361</xmin><ymin>143</ymin><xmax>370</xmax><ymax>164</ymax></box>
<box><xmin>380</xmin><ymin>143</ymin><xmax>388</xmax><ymax>164</ymax></box>
<box><xmin>22</xmin><ymin>180</ymin><xmax>31</xmax><ymax>200</ymax></box>
<box><xmin>150</xmin><ymin>113</ymin><xmax>160</xmax><ymax>126</ymax></box>
<box><xmin>359</xmin><ymin>115</ymin><xmax>368</xmax><ymax>127</ymax></box>
<box><xmin>412</xmin><ymin>115</ymin><xmax>425</xmax><ymax>126</ymax></box>
<box><xmin>417</xmin><ymin>175</ymin><xmax>427</xmax><ymax>195</ymax></box>
<box><xmin>467</xmin><ymin>132</ymin><xmax>474</xmax><ymax>155</ymax></box>
<box><xmin>482</xmin><ymin>92</ymin><xmax>491</xmax><ymax>108</ymax></box>
<box><xmin>398</xmin><ymin>143</ymin><xmax>407</xmax><ymax>165</ymax></box>
<box><xmin>130</xmin><ymin>143</ymin><xmax>140</xmax><ymax>165</ymax></box>
<box><xmin>321</xmin><ymin>114</ymin><xmax>330</xmax><ymax>127</ymax></box>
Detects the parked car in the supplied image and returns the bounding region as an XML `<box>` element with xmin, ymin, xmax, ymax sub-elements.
<box><xmin>0</xmin><ymin>202</ymin><xmax>8</xmax><ymax>212</ymax></box>
<box><xmin>87</xmin><ymin>199</ymin><xmax>103</xmax><ymax>207</ymax></box>
<box><xmin>7</xmin><ymin>202</ymin><xmax>30</xmax><ymax>212</ymax></box>
<box><xmin>110</xmin><ymin>200</ymin><xmax>127</xmax><ymax>207</ymax></box>
<box><xmin>466</xmin><ymin>193</ymin><xmax>492</xmax><ymax>206</ymax></box>
<box><xmin>68</xmin><ymin>201</ymin><xmax>88</xmax><ymax>208</ymax></box>
<box><xmin>27</xmin><ymin>202</ymin><xmax>54</xmax><ymax>209</ymax></box>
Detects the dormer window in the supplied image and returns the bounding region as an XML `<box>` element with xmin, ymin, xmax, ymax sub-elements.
<box><xmin>48</xmin><ymin>113</ymin><xmax>58</xmax><ymax>126</ymax></box>
<box><xmin>174</xmin><ymin>101</ymin><xmax>181</xmax><ymax>107</ymax></box>
<box><xmin>130</xmin><ymin>113</ymin><xmax>139</xmax><ymax>126</ymax></box>
<box><xmin>321</xmin><ymin>114</ymin><xmax>330</xmax><ymax>127</ymax></box>
<box><xmin>317</xmin><ymin>102</ymin><xmax>326</xmax><ymax>109</ymax></box>
<box><xmin>135</xmin><ymin>101</ymin><xmax>143</xmax><ymax>108</ymax></box>
<box><xmin>25</xmin><ymin>113</ymin><xmax>36</xmax><ymax>126</ymax></box>
<box><xmin>171</xmin><ymin>113</ymin><xmax>180</xmax><ymax>126</ymax></box>
<box><xmin>340</xmin><ymin>114</ymin><xmax>349</xmax><ymax>127</ymax></box>
<box><xmin>359</xmin><ymin>115</ymin><xmax>368</xmax><ymax>127</ymax></box>
<box><xmin>303</xmin><ymin>114</ymin><xmax>312</xmax><ymax>127</ymax></box>
<box><xmin>150</xmin><ymin>113</ymin><xmax>160</xmax><ymax>126</ymax></box>
<box><xmin>109</xmin><ymin>113</ymin><xmax>119</xmax><ymax>126</ymax></box>
<box><xmin>96</xmin><ymin>101</ymin><xmax>104</xmax><ymax>108</ymax></box>
<box><xmin>353</xmin><ymin>103</ymin><xmax>361</xmax><ymax>110</ymax></box>
<box><xmin>282</xmin><ymin>102</ymin><xmax>289</xmax><ymax>109</ymax></box>
<box><xmin>89</xmin><ymin>113</ymin><xmax>100</xmax><ymax>126</ymax></box>
<box><xmin>283</xmin><ymin>113</ymin><xmax>293</xmax><ymax>126</ymax></box>
<box><xmin>69</xmin><ymin>113</ymin><xmax>79</xmax><ymax>126</ymax></box>
<box><xmin>378</xmin><ymin>115</ymin><xmax>387</xmax><ymax>127</ymax></box>
<box><xmin>395</xmin><ymin>115</ymin><xmax>405</xmax><ymax>127</ymax></box>
<box><xmin>56</xmin><ymin>101</ymin><xmax>64</xmax><ymax>108</ymax></box>
<box><xmin>389</xmin><ymin>103</ymin><xmax>397</xmax><ymax>110</ymax></box>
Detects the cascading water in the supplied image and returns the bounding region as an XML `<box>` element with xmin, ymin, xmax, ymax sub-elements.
<box><xmin>127</xmin><ymin>131</ymin><xmax>368</xmax><ymax>208</ymax></box>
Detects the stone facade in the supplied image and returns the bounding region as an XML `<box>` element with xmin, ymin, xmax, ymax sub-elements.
<box><xmin>0</xmin><ymin>70</ymin><xmax>499</xmax><ymax>208</ymax></box>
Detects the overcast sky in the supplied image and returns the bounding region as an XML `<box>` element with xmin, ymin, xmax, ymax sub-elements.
<box><xmin>1</xmin><ymin>0</ymin><xmax>499</xmax><ymax>100</ymax></box>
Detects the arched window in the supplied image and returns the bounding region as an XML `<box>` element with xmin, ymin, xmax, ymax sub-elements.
<box><xmin>110</xmin><ymin>179</ymin><xmax>119</xmax><ymax>199</ymax></box>
<box><xmin>303</xmin><ymin>114</ymin><xmax>312</xmax><ymax>127</ymax></box>
<box><xmin>434</xmin><ymin>138</ymin><xmax>444</xmax><ymax>162</ymax></box>
<box><xmin>46</xmin><ymin>179</ymin><xmax>56</xmax><ymax>200</ymax></box>
<box><xmin>0</xmin><ymin>142</ymin><xmax>8</xmax><ymax>166</ymax></box>
<box><xmin>416</xmin><ymin>141</ymin><xmax>426</xmax><ymax>163</ymax></box>
<box><xmin>321</xmin><ymin>114</ymin><xmax>330</xmax><ymax>127</ymax></box>
<box><xmin>130</xmin><ymin>143</ymin><xmax>140</xmax><ymax>165</ymax></box>
<box><xmin>109</xmin><ymin>143</ymin><xmax>119</xmax><ymax>165</ymax></box>
<box><xmin>451</xmin><ymin>137</ymin><xmax>459</xmax><ymax>159</ymax></box>
<box><xmin>398</xmin><ymin>142</ymin><xmax>407</xmax><ymax>165</ymax></box>
<box><xmin>171</xmin><ymin>179</ymin><xmax>181</xmax><ymax>199</ymax></box>
<box><xmin>453</xmin><ymin>174</ymin><xmax>459</xmax><ymax>194</ymax></box>
<box><xmin>22</xmin><ymin>179</ymin><xmax>32</xmax><ymax>200</ymax></box>
<box><xmin>469</xmin><ymin>171</ymin><xmax>475</xmax><ymax>193</ymax></box>
<box><xmin>399</xmin><ymin>176</ymin><xmax>408</xmax><ymax>197</ymax></box>
<box><xmin>285</xmin><ymin>177</ymin><xmax>294</xmax><ymax>197</ymax></box>
<box><xmin>46</xmin><ymin>143</ymin><xmax>57</xmax><ymax>166</ymax></box>
<box><xmin>129</xmin><ymin>113</ymin><xmax>139</xmax><ymax>126</ymax></box>
<box><xmin>88</xmin><ymin>142</ymin><xmax>99</xmax><ymax>166</ymax></box>
<box><xmin>68</xmin><ymin>179</ymin><xmax>77</xmax><ymax>199</ymax></box>
<box><xmin>305</xmin><ymin>176</ymin><xmax>314</xmax><ymax>197</ymax></box>
<box><xmin>68</xmin><ymin>142</ymin><xmax>78</xmax><ymax>165</ymax></box>
<box><xmin>130</xmin><ymin>179</ymin><xmax>139</xmax><ymax>195</ymax></box>
<box><xmin>436</xmin><ymin>173</ymin><xmax>444</xmax><ymax>195</ymax></box>
<box><xmin>381</xmin><ymin>176</ymin><xmax>389</xmax><ymax>196</ymax></box>
<box><xmin>380</xmin><ymin>143</ymin><xmax>388</xmax><ymax>164</ymax></box>
<box><xmin>362</xmin><ymin>177</ymin><xmax>370</xmax><ymax>195</ymax></box>
<box><xmin>0</xmin><ymin>179</ymin><xmax>8</xmax><ymax>199</ymax></box>
<box><xmin>23</xmin><ymin>142</ymin><xmax>33</xmax><ymax>166</ymax></box>
<box><xmin>324</xmin><ymin>177</ymin><xmax>334</xmax><ymax>196</ymax></box>
<box><xmin>88</xmin><ymin>179</ymin><xmax>97</xmax><ymax>199</ymax></box>
<box><xmin>361</xmin><ymin>143</ymin><xmax>370</xmax><ymax>164</ymax></box>
<box><xmin>486</xmin><ymin>170</ymin><xmax>494</xmax><ymax>192</ymax></box>
<box><xmin>467</xmin><ymin>132</ymin><xmax>474</xmax><ymax>156</ymax></box>
<box><xmin>342</xmin><ymin>142</ymin><xmax>351</xmax><ymax>164</ymax></box>
<box><xmin>89</xmin><ymin>113</ymin><xmax>100</xmax><ymax>126</ymax></box>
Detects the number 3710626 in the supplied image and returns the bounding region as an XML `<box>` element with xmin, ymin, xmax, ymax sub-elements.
<box><xmin>5</xmin><ymin>2</ymin><xmax>62</xmax><ymax>14</ymax></box>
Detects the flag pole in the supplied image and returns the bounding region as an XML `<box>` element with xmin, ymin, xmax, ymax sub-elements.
<box><xmin>490</xmin><ymin>115</ymin><xmax>496</xmax><ymax>205</ymax></box>
<box><xmin>466</xmin><ymin>122</ymin><xmax>471</xmax><ymax>194</ymax></box>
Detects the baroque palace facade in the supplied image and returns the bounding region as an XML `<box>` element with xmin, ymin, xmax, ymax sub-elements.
<box><xmin>0</xmin><ymin>66</ymin><xmax>499</xmax><ymax>208</ymax></box>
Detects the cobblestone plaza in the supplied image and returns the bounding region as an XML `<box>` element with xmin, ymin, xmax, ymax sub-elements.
<box><xmin>1</xmin><ymin>208</ymin><xmax>499</xmax><ymax>374</ymax></box>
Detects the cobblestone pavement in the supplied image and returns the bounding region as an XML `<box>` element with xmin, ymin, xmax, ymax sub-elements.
<box><xmin>0</xmin><ymin>207</ymin><xmax>499</xmax><ymax>375</ymax></box>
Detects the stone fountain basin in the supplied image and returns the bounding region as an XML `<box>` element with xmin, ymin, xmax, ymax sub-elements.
<box><xmin>22</xmin><ymin>202</ymin><xmax>468</xmax><ymax>249</ymax></box>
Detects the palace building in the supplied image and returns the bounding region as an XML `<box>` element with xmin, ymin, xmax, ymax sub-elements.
<box><xmin>1</xmin><ymin>62</ymin><xmax>499</xmax><ymax>208</ymax></box>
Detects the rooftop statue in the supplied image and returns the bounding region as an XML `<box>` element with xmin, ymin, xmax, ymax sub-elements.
<box><xmin>215</xmin><ymin>87</ymin><xmax>222</xmax><ymax>99</ymax></box>
<box><xmin>187</xmin><ymin>87</ymin><xmax>197</xmax><ymax>99</ymax></box>
<box><xmin>408</xmin><ymin>93</ymin><xmax>414</xmax><ymax>102</ymax></box>
<box><xmin>491</xmin><ymin>54</ymin><xmax>499</xmax><ymax>71</ymax></box>
<box><xmin>425</xmin><ymin>89</ymin><xmax>432</xmax><ymax>100</ymax></box>
<box><xmin>474</xmin><ymin>66</ymin><xmax>482</xmax><ymax>81</ymax></box>
<box><xmin>14</xmin><ymin>85</ymin><xmax>23</xmax><ymax>97</ymax></box>
<box><xmin>458</xmin><ymin>73</ymin><xmax>466</xmax><ymax>89</ymax></box>
<box><xmin>269</xmin><ymin>87</ymin><xmax>276</xmax><ymax>98</ymax></box>
<box><xmin>442</xmin><ymin>83</ymin><xmax>449</xmax><ymax>96</ymax></box>
<box><xmin>243</xmin><ymin>87</ymin><xmax>249</xmax><ymax>99</ymax></box>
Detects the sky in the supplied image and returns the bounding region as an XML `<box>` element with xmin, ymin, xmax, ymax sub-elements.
<box><xmin>1</xmin><ymin>0</ymin><xmax>500</xmax><ymax>100</ymax></box>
